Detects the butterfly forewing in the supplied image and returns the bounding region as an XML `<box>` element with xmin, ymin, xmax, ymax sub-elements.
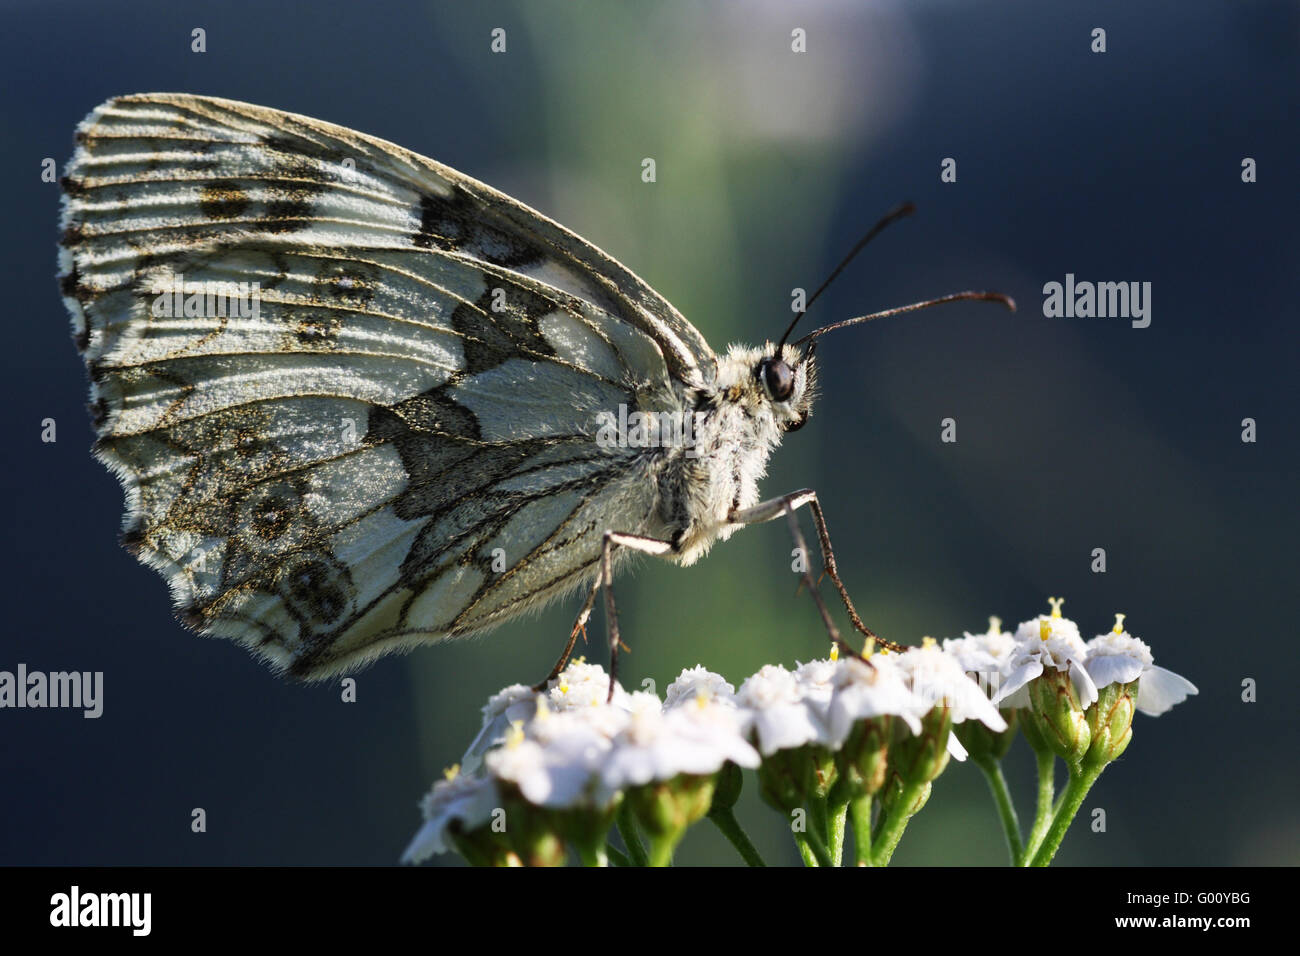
<box><xmin>60</xmin><ymin>93</ymin><xmax>711</xmax><ymax>677</ymax></box>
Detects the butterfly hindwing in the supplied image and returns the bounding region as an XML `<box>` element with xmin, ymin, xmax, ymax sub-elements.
<box><xmin>60</xmin><ymin>93</ymin><xmax>706</xmax><ymax>677</ymax></box>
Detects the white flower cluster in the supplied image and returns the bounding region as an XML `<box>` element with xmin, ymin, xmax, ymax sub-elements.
<box><xmin>402</xmin><ymin>664</ymin><xmax>756</xmax><ymax>863</ymax></box>
<box><xmin>403</xmin><ymin>603</ymin><xmax>1196</xmax><ymax>864</ymax></box>
<box><xmin>944</xmin><ymin>607</ymin><xmax>1198</xmax><ymax>717</ymax></box>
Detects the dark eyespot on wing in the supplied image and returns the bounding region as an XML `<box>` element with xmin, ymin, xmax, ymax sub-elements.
<box><xmin>244</xmin><ymin>478</ymin><xmax>305</xmax><ymax>540</ymax></box>
<box><xmin>278</xmin><ymin>552</ymin><xmax>355</xmax><ymax>630</ymax></box>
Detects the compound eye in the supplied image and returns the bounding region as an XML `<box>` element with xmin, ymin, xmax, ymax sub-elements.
<box><xmin>762</xmin><ymin>359</ymin><xmax>796</xmax><ymax>402</ymax></box>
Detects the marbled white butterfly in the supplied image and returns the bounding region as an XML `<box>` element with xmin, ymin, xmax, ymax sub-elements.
<box><xmin>59</xmin><ymin>94</ymin><xmax>1012</xmax><ymax>692</ymax></box>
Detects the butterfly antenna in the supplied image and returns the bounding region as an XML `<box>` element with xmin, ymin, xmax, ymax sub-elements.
<box><xmin>776</xmin><ymin>201</ymin><xmax>917</xmax><ymax>349</ymax></box>
<box><xmin>793</xmin><ymin>291</ymin><xmax>1016</xmax><ymax>348</ymax></box>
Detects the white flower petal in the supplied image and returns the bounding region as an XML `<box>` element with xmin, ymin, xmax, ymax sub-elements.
<box><xmin>401</xmin><ymin>819</ymin><xmax>446</xmax><ymax>865</ymax></box>
<box><xmin>1084</xmin><ymin>627</ymin><xmax>1196</xmax><ymax>716</ymax></box>
<box><xmin>737</xmin><ymin>664</ymin><xmax>833</xmax><ymax>753</ymax></box>
<box><xmin>793</xmin><ymin>658</ymin><xmax>838</xmax><ymax>719</ymax></box>
<box><xmin>826</xmin><ymin>657</ymin><xmax>923</xmax><ymax>742</ymax></box>
<box><xmin>1135</xmin><ymin>666</ymin><xmax>1199</xmax><ymax>716</ymax></box>
<box><xmin>461</xmin><ymin>689</ymin><xmax>539</xmax><ymax>772</ymax></box>
<box><xmin>895</xmin><ymin>643</ymin><xmax>1008</xmax><ymax>731</ymax></box>
<box><xmin>946</xmin><ymin>730</ymin><xmax>968</xmax><ymax>762</ymax></box>
<box><xmin>401</xmin><ymin>773</ymin><xmax>499</xmax><ymax>863</ymax></box>
<box><xmin>1000</xmin><ymin>684</ymin><xmax>1031</xmax><ymax>709</ymax></box>
<box><xmin>600</xmin><ymin>698</ymin><xmax>758</xmax><ymax>793</ymax></box>
<box><xmin>1086</xmin><ymin>654</ymin><xmax>1145</xmax><ymax>690</ymax></box>
<box><xmin>547</xmin><ymin>661</ymin><xmax>633</xmax><ymax>711</ymax></box>
<box><xmin>664</xmin><ymin>666</ymin><xmax>736</xmax><ymax>708</ymax></box>
<box><xmin>992</xmin><ymin>660</ymin><xmax>1042</xmax><ymax>704</ymax></box>
<box><xmin>487</xmin><ymin>725</ymin><xmax>609</xmax><ymax>809</ymax></box>
<box><xmin>1068</xmin><ymin>658</ymin><xmax>1099</xmax><ymax>711</ymax></box>
<box><xmin>746</xmin><ymin>703</ymin><xmax>826</xmax><ymax>755</ymax></box>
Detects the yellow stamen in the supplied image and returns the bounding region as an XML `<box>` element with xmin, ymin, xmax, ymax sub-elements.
<box><xmin>535</xmin><ymin>696</ymin><xmax>551</xmax><ymax>720</ymax></box>
<box><xmin>1039</xmin><ymin>618</ymin><xmax>1052</xmax><ymax>642</ymax></box>
<box><xmin>863</xmin><ymin>638</ymin><xmax>876</xmax><ymax>658</ymax></box>
<box><xmin>1113</xmin><ymin>612</ymin><xmax>1126</xmax><ymax>634</ymax></box>
<box><xmin>922</xmin><ymin>636</ymin><xmax>937</xmax><ymax>649</ymax></box>
<box><xmin>558</xmin><ymin>681</ymin><xmax>569</xmax><ymax>695</ymax></box>
<box><xmin>1048</xmin><ymin>596</ymin><xmax>1064</xmax><ymax>618</ymax></box>
<box><xmin>443</xmin><ymin>763</ymin><xmax>460</xmax><ymax>782</ymax></box>
<box><xmin>989</xmin><ymin>616</ymin><xmax>1002</xmax><ymax>635</ymax></box>
<box><xmin>506</xmin><ymin>720</ymin><xmax>525</xmax><ymax>748</ymax></box>
<box><xmin>829</xmin><ymin>643</ymin><xmax>840</xmax><ymax>662</ymax></box>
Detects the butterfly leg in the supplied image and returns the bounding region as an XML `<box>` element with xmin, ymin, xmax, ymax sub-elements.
<box><xmin>533</xmin><ymin>597</ymin><xmax>593</xmax><ymax>692</ymax></box>
<box><xmin>535</xmin><ymin>530</ymin><xmax>675</xmax><ymax>700</ymax></box>
<box><xmin>728</xmin><ymin>489</ymin><xmax>903</xmax><ymax>655</ymax></box>
<box><xmin>600</xmin><ymin>531</ymin><xmax>674</xmax><ymax>701</ymax></box>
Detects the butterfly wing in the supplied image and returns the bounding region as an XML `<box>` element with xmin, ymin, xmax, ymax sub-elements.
<box><xmin>60</xmin><ymin>93</ymin><xmax>709</xmax><ymax>678</ymax></box>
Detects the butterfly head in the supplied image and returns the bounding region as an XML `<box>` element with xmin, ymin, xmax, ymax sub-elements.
<box><xmin>718</xmin><ymin>341</ymin><xmax>817</xmax><ymax>434</ymax></box>
<box><xmin>758</xmin><ymin>341</ymin><xmax>818</xmax><ymax>432</ymax></box>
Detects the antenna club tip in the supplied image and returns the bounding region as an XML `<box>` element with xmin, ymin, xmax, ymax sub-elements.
<box><xmin>979</xmin><ymin>291</ymin><xmax>1016</xmax><ymax>312</ymax></box>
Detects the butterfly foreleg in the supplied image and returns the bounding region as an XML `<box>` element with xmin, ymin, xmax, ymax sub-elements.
<box><xmin>728</xmin><ymin>489</ymin><xmax>904</xmax><ymax>656</ymax></box>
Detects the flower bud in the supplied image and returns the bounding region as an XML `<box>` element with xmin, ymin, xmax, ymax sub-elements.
<box><xmin>756</xmin><ymin>746</ymin><xmax>818</xmax><ymax>813</ymax></box>
<box><xmin>835</xmin><ymin>715</ymin><xmax>892</xmax><ymax>798</ymax></box>
<box><xmin>888</xmin><ymin>705</ymin><xmax>953</xmax><ymax>787</ymax></box>
<box><xmin>1017</xmin><ymin>703</ymin><xmax>1053</xmax><ymax>755</ymax></box>
<box><xmin>1027</xmin><ymin>666</ymin><xmax>1091</xmax><ymax>765</ymax></box>
<box><xmin>1082</xmin><ymin>679</ymin><xmax>1137</xmax><ymax>770</ymax></box>
<box><xmin>490</xmin><ymin>785</ymin><xmax>570</xmax><ymax>866</ymax></box>
<box><xmin>627</xmin><ymin>773</ymin><xmax>716</xmax><ymax>838</ymax></box>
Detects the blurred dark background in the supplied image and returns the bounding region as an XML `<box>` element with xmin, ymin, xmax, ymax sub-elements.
<box><xmin>1</xmin><ymin>0</ymin><xmax>1295</xmax><ymax>865</ymax></box>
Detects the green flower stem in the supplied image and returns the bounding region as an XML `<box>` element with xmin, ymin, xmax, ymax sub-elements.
<box><xmin>871</xmin><ymin>782</ymin><xmax>929</xmax><ymax>866</ymax></box>
<box><xmin>827</xmin><ymin>792</ymin><xmax>850</xmax><ymax>867</ymax></box>
<box><xmin>794</xmin><ymin>832</ymin><xmax>818</xmax><ymax>867</ymax></box>
<box><xmin>973</xmin><ymin>754</ymin><xmax>1023</xmax><ymax>866</ymax></box>
<box><xmin>1052</xmin><ymin>785</ymin><xmax>1070</xmax><ymax>817</ymax></box>
<box><xmin>808</xmin><ymin>825</ymin><xmax>835</xmax><ymax>867</ymax></box>
<box><xmin>616</xmin><ymin>802</ymin><xmax>649</xmax><ymax>867</ymax></box>
<box><xmin>1022</xmin><ymin>752</ymin><xmax>1057</xmax><ymax>865</ymax></box>
<box><xmin>1028</xmin><ymin>764</ymin><xmax>1103</xmax><ymax>867</ymax></box>
<box><xmin>849</xmin><ymin>796</ymin><xmax>874</xmax><ymax>866</ymax></box>
<box><xmin>708</xmin><ymin>807</ymin><xmax>766</xmax><ymax>867</ymax></box>
<box><xmin>808</xmin><ymin>796</ymin><xmax>830</xmax><ymax>856</ymax></box>
<box><xmin>647</xmin><ymin>830</ymin><xmax>682</xmax><ymax>867</ymax></box>
<box><xmin>793</xmin><ymin>823</ymin><xmax>834</xmax><ymax>867</ymax></box>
